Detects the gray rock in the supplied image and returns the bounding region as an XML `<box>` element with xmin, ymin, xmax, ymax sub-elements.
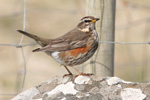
<box><xmin>11</xmin><ymin>76</ymin><xmax>150</xmax><ymax>100</ymax></box>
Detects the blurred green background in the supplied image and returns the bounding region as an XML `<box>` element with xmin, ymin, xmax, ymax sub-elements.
<box><xmin>0</xmin><ymin>0</ymin><xmax>150</xmax><ymax>99</ymax></box>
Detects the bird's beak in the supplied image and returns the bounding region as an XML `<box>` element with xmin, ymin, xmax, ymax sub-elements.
<box><xmin>91</xmin><ymin>18</ymin><xmax>100</xmax><ymax>23</ymax></box>
<box><xmin>96</xmin><ymin>18</ymin><xmax>100</xmax><ymax>21</ymax></box>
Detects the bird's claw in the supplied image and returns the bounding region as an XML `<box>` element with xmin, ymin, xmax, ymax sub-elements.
<box><xmin>63</xmin><ymin>73</ymin><xmax>73</xmax><ymax>78</ymax></box>
<box><xmin>75</xmin><ymin>73</ymin><xmax>93</xmax><ymax>78</ymax></box>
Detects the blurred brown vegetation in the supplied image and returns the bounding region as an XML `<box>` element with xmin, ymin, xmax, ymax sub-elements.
<box><xmin>0</xmin><ymin>0</ymin><xmax>150</xmax><ymax>100</ymax></box>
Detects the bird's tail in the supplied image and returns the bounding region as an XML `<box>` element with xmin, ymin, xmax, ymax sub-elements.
<box><xmin>17</xmin><ymin>30</ymin><xmax>40</xmax><ymax>41</ymax></box>
<box><xmin>17</xmin><ymin>30</ymin><xmax>50</xmax><ymax>46</ymax></box>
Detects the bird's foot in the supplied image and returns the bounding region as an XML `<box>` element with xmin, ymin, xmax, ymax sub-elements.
<box><xmin>75</xmin><ymin>73</ymin><xmax>93</xmax><ymax>78</ymax></box>
<box><xmin>63</xmin><ymin>73</ymin><xmax>73</xmax><ymax>78</ymax></box>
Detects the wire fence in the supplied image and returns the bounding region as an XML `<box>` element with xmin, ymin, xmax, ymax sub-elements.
<box><xmin>0</xmin><ymin>0</ymin><xmax>150</xmax><ymax>99</ymax></box>
<box><xmin>0</xmin><ymin>0</ymin><xmax>27</xmax><ymax>96</ymax></box>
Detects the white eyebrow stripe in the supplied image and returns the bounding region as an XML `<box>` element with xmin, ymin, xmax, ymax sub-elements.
<box><xmin>80</xmin><ymin>18</ymin><xmax>92</xmax><ymax>22</ymax></box>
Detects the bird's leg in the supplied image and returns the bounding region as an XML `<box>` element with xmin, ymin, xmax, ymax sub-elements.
<box><xmin>63</xmin><ymin>66</ymin><xmax>73</xmax><ymax>77</ymax></box>
<box><xmin>71</xmin><ymin>66</ymin><xmax>82</xmax><ymax>74</ymax></box>
<box><xmin>64</xmin><ymin>66</ymin><xmax>72</xmax><ymax>75</ymax></box>
<box><xmin>71</xmin><ymin>66</ymin><xmax>93</xmax><ymax>77</ymax></box>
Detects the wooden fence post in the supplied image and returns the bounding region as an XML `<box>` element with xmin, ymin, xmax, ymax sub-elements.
<box><xmin>85</xmin><ymin>0</ymin><xmax>115</xmax><ymax>76</ymax></box>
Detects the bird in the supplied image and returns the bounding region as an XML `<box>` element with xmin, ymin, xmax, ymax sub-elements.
<box><xmin>18</xmin><ymin>16</ymin><xmax>99</xmax><ymax>76</ymax></box>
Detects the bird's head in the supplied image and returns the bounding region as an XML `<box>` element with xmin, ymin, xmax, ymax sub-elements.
<box><xmin>77</xmin><ymin>16</ymin><xmax>100</xmax><ymax>32</ymax></box>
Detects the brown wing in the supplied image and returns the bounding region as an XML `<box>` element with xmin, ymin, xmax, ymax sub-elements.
<box><xmin>33</xmin><ymin>28</ymin><xmax>90</xmax><ymax>52</ymax></box>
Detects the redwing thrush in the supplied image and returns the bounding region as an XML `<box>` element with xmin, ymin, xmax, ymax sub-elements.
<box><xmin>18</xmin><ymin>16</ymin><xmax>99</xmax><ymax>76</ymax></box>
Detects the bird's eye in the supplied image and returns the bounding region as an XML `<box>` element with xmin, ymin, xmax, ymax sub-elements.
<box><xmin>84</xmin><ymin>20</ymin><xmax>91</xmax><ymax>23</ymax></box>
